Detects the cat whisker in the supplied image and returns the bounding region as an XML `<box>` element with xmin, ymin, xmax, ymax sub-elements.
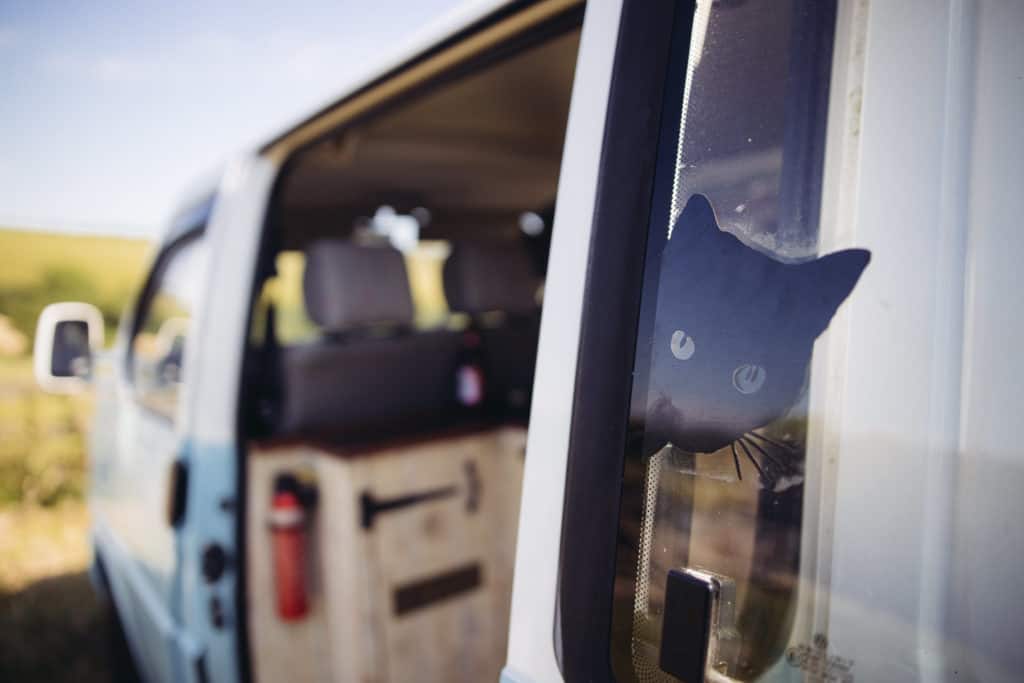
<box><xmin>746</xmin><ymin>430</ymin><xmax>800</xmax><ymax>454</ymax></box>
<box><xmin>730</xmin><ymin>442</ymin><xmax>743</xmax><ymax>481</ymax></box>
<box><xmin>741</xmin><ymin>435</ymin><xmax>790</xmax><ymax>472</ymax></box>
<box><xmin>736</xmin><ymin>439</ymin><xmax>766</xmax><ymax>482</ymax></box>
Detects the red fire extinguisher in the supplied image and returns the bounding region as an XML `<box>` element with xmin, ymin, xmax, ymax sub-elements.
<box><xmin>268</xmin><ymin>489</ymin><xmax>308</xmax><ymax>621</ymax></box>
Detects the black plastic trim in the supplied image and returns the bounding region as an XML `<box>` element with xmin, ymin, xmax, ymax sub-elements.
<box><xmin>555</xmin><ymin>1</ymin><xmax>694</xmax><ymax>680</ymax></box>
<box><xmin>393</xmin><ymin>563</ymin><xmax>482</xmax><ymax>615</ymax></box>
<box><xmin>166</xmin><ymin>459</ymin><xmax>190</xmax><ymax>527</ymax></box>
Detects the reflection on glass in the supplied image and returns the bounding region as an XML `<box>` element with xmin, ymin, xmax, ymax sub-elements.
<box><xmin>51</xmin><ymin>320</ymin><xmax>90</xmax><ymax>377</ymax></box>
<box><xmin>132</xmin><ymin>237</ymin><xmax>207</xmax><ymax>418</ymax></box>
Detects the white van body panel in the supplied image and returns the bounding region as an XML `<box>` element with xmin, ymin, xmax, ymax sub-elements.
<box><xmin>501</xmin><ymin>1</ymin><xmax>623</xmax><ymax>681</ymax></box>
<box><xmin>190</xmin><ymin>155</ymin><xmax>277</xmax><ymax>445</ymax></box>
<box><xmin>812</xmin><ymin>0</ymin><xmax>1024</xmax><ymax>680</ymax></box>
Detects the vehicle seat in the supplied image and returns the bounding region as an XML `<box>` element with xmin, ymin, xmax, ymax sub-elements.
<box><xmin>277</xmin><ymin>240</ymin><xmax>460</xmax><ymax>441</ymax></box>
<box><xmin>443</xmin><ymin>241</ymin><xmax>541</xmax><ymax>420</ymax></box>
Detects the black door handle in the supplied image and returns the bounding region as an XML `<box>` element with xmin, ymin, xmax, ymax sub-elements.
<box><xmin>360</xmin><ymin>485</ymin><xmax>457</xmax><ymax>529</ymax></box>
<box><xmin>360</xmin><ymin>461</ymin><xmax>483</xmax><ymax>530</ymax></box>
<box><xmin>166</xmin><ymin>459</ymin><xmax>189</xmax><ymax>527</ymax></box>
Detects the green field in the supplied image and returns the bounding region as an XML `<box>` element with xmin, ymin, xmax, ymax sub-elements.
<box><xmin>0</xmin><ymin>227</ymin><xmax>150</xmax><ymax>347</ymax></box>
<box><xmin>0</xmin><ymin>228</ymin><xmax>150</xmax><ymax>294</ymax></box>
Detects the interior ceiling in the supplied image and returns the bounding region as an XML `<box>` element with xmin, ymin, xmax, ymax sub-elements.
<box><xmin>280</xmin><ymin>28</ymin><xmax>581</xmax><ymax>230</ymax></box>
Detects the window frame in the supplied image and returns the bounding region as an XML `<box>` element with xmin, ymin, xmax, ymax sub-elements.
<box><xmin>554</xmin><ymin>1</ymin><xmax>693</xmax><ymax>680</ymax></box>
<box><xmin>126</xmin><ymin>197</ymin><xmax>213</xmax><ymax>421</ymax></box>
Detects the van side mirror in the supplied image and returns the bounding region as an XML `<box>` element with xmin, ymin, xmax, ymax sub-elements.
<box><xmin>33</xmin><ymin>302</ymin><xmax>105</xmax><ymax>394</ymax></box>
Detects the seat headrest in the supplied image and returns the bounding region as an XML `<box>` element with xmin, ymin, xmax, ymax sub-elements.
<box><xmin>443</xmin><ymin>241</ymin><xmax>538</xmax><ymax>316</ymax></box>
<box><xmin>303</xmin><ymin>241</ymin><xmax>413</xmax><ymax>330</ymax></box>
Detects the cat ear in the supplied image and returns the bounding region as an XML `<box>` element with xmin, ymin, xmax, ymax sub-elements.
<box><xmin>796</xmin><ymin>248</ymin><xmax>871</xmax><ymax>337</ymax></box>
<box><xmin>670</xmin><ymin>193</ymin><xmax>720</xmax><ymax>243</ymax></box>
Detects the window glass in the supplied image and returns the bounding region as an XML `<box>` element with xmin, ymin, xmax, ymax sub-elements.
<box><xmin>612</xmin><ymin>1</ymin><xmax>843</xmax><ymax>680</ymax></box>
<box><xmin>256</xmin><ymin>251</ymin><xmax>319</xmax><ymax>345</ymax></box>
<box><xmin>51</xmin><ymin>320</ymin><xmax>91</xmax><ymax>377</ymax></box>
<box><xmin>132</xmin><ymin>235</ymin><xmax>208</xmax><ymax>419</ymax></box>
<box><xmin>582</xmin><ymin>1</ymin><xmax>1024</xmax><ymax>680</ymax></box>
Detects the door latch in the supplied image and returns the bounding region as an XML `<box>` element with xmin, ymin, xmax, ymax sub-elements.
<box><xmin>165</xmin><ymin>459</ymin><xmax>189</xmax><ymax>527</ymax></box>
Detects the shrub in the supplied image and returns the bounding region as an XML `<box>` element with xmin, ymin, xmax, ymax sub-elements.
<box><xmin>0</xmin><ymin>361</ymin><xmax>90</xmax><ymax>506</ymax></box>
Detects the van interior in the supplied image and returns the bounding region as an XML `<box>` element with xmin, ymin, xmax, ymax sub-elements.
<box><xmin>238</xmin><ymin>20</ymin><xmax>581</xmax><ymax>682</ymax></box>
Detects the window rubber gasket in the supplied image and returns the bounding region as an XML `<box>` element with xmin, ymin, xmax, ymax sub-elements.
<box><xmin>554</xmin><ymin>1</ymin><xmax>695</xmax><ymax>680</ymax></box>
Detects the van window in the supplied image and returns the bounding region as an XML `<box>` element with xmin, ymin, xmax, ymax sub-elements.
<box><xmin>612</xmin><ymin>1</ymin><xmax>840</xmax><ymax>680</ymax></box>
<box><xmin>256</xmin><ymin>239</ymin><xmax>454</xmax><ymax>346</ymax></box>
<box><xmin>131</xmin><ymin>234</ymin><xmax>208</xmax><ymax>419</ymax></box>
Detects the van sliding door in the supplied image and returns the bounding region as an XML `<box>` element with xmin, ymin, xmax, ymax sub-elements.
<box><xmin>508</xmin><ymin>0</ymin><xmax>1024</xmax><ymax>682</ymax></box>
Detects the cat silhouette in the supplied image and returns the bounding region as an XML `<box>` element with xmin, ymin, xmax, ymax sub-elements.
<box><xmin>644</xmin><ymin>194</ymin><xmax>869</xmax><ymax>474</ymax></box>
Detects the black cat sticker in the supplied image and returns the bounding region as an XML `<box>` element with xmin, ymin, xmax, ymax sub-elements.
<box><xmin>645</xmin><ymin>194</ymin><xmax>870</xmax><ymax>479</ymax></box>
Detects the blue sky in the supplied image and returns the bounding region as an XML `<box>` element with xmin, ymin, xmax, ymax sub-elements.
<box><xmin>0</xmin><ymin>0</ymin><xmax>463</xmax><ymax>237</ymax></box>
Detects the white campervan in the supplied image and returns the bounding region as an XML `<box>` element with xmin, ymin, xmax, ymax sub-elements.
<box><xmin>34</xmin><ymin>1</ymin><xmax>1024</xmax><ymax>682</ymax></box>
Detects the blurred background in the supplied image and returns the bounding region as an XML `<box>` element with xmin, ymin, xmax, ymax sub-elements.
<box><xmin>0</xmin><ymin>2</ymin><xmax>460</xmax><ymax>679</ymax></box>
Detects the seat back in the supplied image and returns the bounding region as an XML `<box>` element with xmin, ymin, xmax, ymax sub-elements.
<box><xmin>443</xmin><ymin>241</ymin><xmax>541</xmax><ymax>419</ymax></box>
<box><xmin>278</xmin><ymin>240</ymin><xmax>460</xmax><ymax>441</ymax></box>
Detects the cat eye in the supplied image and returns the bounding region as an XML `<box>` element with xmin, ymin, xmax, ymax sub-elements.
<box><xmin>669</xmin><ymin>329</ymin><xmax>696</xmax><ymax>360</ymax></box>
<box><xmin>732</xmin><ymin>363</ymin><xmax>766</xmax><ymax>395</ymax></box>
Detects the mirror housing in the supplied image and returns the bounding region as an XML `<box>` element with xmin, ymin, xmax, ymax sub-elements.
<box><xmin>33</xmin><ymin>302</ymin><xmax>105</xmax><ymax>394</ymax></box>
